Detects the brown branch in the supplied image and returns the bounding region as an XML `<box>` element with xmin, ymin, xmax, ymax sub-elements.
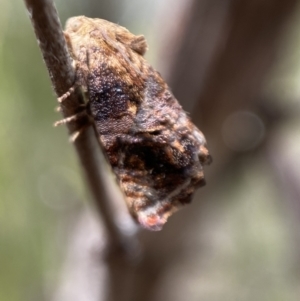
<box><xmin>24</xmin><ymin>1</ymin><xmax>141</xmax><ymax>300</ymax></box>
<box><xmin>24</xmin><ymin>0</ymin><xmax>138</xmax><ymax>258</ymax></box>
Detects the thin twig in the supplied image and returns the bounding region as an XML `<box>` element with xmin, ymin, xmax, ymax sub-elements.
<box><xmin>24</xmin><ymin>0</ymin><xmax>138</xmax><ymax>254</ymax></box>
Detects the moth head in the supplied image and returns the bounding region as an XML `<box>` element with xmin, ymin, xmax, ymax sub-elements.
<box><xmin>65</xmin><ymin>16</ymin><xmax>148</xmax><ymax>56</ymax></box>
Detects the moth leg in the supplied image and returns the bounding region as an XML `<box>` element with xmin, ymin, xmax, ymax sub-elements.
<box><xmin>55</xmin><ymin>105</ymin><xmax>62</xmax><ymax>112</ymax></box>
<box><xmin>57</xmin><ymin>84</ymin><xmax>76</xmax><ymax>103</ymax></box>
<box><xmin>54</xmin><ymin>81</ymin><xmax>92</xmax><ymax>142</ymax></box>
<box><xmin>57</xmin><ymin>57</ymin><xmax>84</xmax><ymax>104</ymax></box>
<box><xmin>54</xmin><ymin>110</ymin><xmax>87</xmax><ymax>127</ymax></box>
<box><xmin>55</xmin><ymin>111</ymin><xmax>93</xmax><ymax>142</ymax></box>
<box><xmin>55</xmin><ymin>103</ymin><xmax>87</xmax><ymax>113</ymax></box>
<box><xmin>68</xmin><ymin>124</ymin><xmax>91</xmax><ymax>142</ymax></box>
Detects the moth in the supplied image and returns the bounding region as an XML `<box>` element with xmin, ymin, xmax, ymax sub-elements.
<box><xmin>64</xmin><ymin>16</ymin><xmax>211</xmax><ymax>231</ymax></box>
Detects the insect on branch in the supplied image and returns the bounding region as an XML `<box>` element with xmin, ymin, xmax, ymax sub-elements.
<box><xmin>24</xmin><ymin>0</ymin><xmax>138</xmax><ymax>255</ymax></box>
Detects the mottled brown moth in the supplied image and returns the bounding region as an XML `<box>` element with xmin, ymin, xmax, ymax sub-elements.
<box><xmin>63</xmin><ymin>16</ymin><xmax>211</xmax><ymax>231</ymax></box>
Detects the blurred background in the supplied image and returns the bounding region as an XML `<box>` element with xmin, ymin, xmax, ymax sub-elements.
<box><xmin>1</xmin><ymin>0</ymin><xmax>300</xmax><ymax>300</ymax></box>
